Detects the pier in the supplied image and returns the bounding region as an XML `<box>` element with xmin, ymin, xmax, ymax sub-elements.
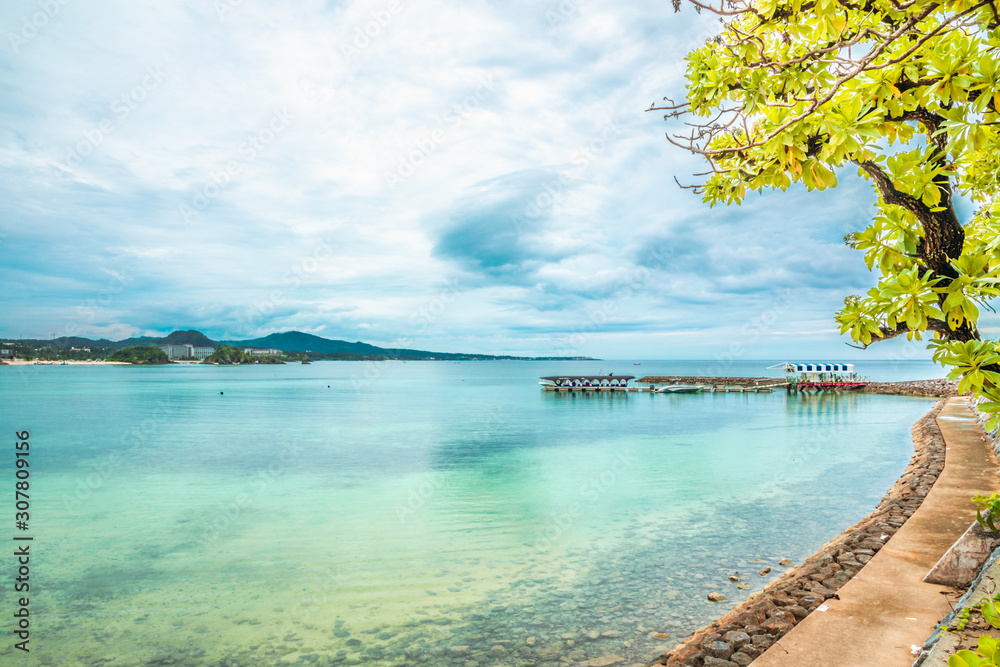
<box><xmin>638</xmin><ymin>376</ymin><xmax>789</xmax><ymax>393</ymax></box>
<box><xmin>540</xmin><ymin>375</ymin><xmax>791</xmax><ymax>393</ymax></box>
<box><xmin>542</xmin><ymin>365</ymin><xmax>877</xmax><ymax>394</ymax></box>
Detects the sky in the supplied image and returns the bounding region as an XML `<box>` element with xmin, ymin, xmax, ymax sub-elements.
<box><xmin>1</xmin><ymin>0</ymin><xmax>990</xmax><ymax>360</ymax></box>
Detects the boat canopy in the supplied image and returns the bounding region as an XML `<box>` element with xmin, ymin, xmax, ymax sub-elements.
<box><xmin>540</xmin><ymin>375</ymin><xmax>635</xmax><ymax>383</ymax></box>
<box><xmin>784</xmin><ymin>363</ymin><xmax>854</xmax><ymax>372</ymax></box>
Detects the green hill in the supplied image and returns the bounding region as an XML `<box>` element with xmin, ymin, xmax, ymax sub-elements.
<box><xmin>218</xmin><ymin>331</ymin><xmax>500</xmax><ymax>358</ymax></box>
<box><xmin>107</xmin><ymin>346</ymin><xmax>170</xmax><ymax>365</ymax></box>
<box><xmin>203</xmin><ymin>346</ymin><xmax>254</xmax><ymax>365</ymax></box>
<box><xmin>158</xmin><ymin>330</ymin><xmax>217</xmax><ymax>348</ymax></box>
<box><xmin>219</xmin><ymin>331</ymin><xmax>385</xmax><ymax>355</ymax></box>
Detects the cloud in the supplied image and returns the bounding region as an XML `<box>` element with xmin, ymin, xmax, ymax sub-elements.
<box><xmin>0</xmin><ymin>0</ymin><xmax>939</xmax><ymax>359</ymax></box>
<box><xmin>432</xmin><ymin>169</ymin><xmax>579</xmax><ymax>277</ymax></box>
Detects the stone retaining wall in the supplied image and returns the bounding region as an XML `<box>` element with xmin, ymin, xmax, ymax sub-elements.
<box><xmin>862</xmin><ymin>379</ymin><xmax>958</xmax><ymax>398</ymax></box>
<box><xmin>637</xmin><ymin>377</ymin><xmax>958</xmax><ymax>398</ymax></box>
<box><xmin>971</xmin><ymin>396</ymin><xmax>1000</xmax><ymax>453</ymax></box>
<box><xmin>648</xmin><ymin>400</ymin><xmax>948</xmax><ymax>667</ymax></box>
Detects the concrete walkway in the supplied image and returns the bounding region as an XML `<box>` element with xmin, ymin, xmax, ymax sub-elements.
<box><xmin>752</xmin><ymin>397</ymin><xmax>999</xmax><ymax>667</ymax></box>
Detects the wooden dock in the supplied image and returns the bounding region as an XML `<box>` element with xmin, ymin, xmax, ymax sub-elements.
<box><xmin>542</xmin><ymin>374</ymin><xmax>875</xmax><ymax>395</ymax></box>
<box><xmin>542</xmin><ymin>384</ymin><xmax>789</xmax><ymax>393</ymax></box>
<box><xmin>540</xmin><ymin>375</ymin><xmax>791</xmax><ymax>394</ymax></box>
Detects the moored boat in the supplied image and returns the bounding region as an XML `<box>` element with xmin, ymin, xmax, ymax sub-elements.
<box><xmin>653</xmin><ymin>384</ymin><xmax>703</xmax><ymax>394</ymax></box>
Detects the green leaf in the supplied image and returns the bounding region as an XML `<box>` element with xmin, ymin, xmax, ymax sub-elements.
<box><xmin>981</xmin><ymin>598</ymin><xmax>1000</xmax><ymax>630</ymax></box>
<box><xmin>950</xmin><ymin>649</ymin><xmax>985</xmax><ymax>667</ymax></box>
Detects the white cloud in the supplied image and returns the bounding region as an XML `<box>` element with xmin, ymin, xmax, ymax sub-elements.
<box><xmin>0</xmin><ymin>0</ymin><xmax>941</xmax><ymax>359</ymax></box>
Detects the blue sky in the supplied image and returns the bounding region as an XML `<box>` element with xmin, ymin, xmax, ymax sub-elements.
<box><xmin>0</xmin><ymin>0</ymin><xmax>985</xmax><ymax>360</ymax></box>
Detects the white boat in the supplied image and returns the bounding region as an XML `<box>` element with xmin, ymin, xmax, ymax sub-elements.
<box><xmin>653</xmin><ymin>384</ymin><xmax>703</xmax><ymax>394</ymax></box>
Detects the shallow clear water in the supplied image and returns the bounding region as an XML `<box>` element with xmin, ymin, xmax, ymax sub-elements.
<box><xmin>0</xmin><ymin>360</ymin><xmax>940</xmax><ymax>666</ymax></box>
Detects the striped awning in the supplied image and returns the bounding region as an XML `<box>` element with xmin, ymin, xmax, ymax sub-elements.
<box><xmin>786</xmin><ymin>363</ymin><xmax>854</xmax><ymax>372</ymax></box>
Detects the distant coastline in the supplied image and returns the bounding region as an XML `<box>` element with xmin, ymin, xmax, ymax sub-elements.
<box><xmin>1</xmin><ymin>328</ymin><xmax>598</xmax><ymax>364</ymax></box>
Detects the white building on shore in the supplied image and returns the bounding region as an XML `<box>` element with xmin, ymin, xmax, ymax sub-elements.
<box><xmin>159</xmin><ymin>344</ymin><xmax>216</xmax><ymax>360</ymax></box>
<box><xmin>243</xmin><ymin>347</ymin><xmax>283</xmax><ymax>356</ymax></box>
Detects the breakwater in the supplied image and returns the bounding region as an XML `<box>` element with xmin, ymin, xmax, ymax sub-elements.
<box><xmin>863</xmin><ymin>379</ymin><xmax>958</xmax><ymax>397</ymax></box>
<box><xmin>638</xmin><ymin>377</ymin><xmax>958</xmax><ymax>398</ymax></box>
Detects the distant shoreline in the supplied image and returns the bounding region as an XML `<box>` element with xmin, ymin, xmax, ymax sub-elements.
<box><xmin>2</xmin><ymin>360</ymin><xmax>129</xmax><ymax>366</ymax></box>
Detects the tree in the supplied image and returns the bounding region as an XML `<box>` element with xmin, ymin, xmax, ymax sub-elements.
<box><xmin>107</xmin><ymin>346</ymin><xmax>170</xmax><ymax>365</ymax></box>
<box><xmin>653</xmin><ymin>0</ymin><xmax>1000</xmax><ymax>425</ymax></box>
<box><xmin>203</xmin><ymin>345</ymin><xmax>254</xmax><ymax>365</ymax></box>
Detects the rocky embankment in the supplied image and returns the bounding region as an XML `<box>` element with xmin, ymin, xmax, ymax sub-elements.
<box><xmin>862</xmin><ymin>379</ymin><xmax>958</xmax><ymax>397</ymax></box>
<box><xmin>639</xmin><ymin>377</ymin><xmax>958</xmax><ymax>396</ymax></box>
<box><xmin>648</xmin><ymin>400</ymin><xmax>948</xmax><ymax>667</ymax></box>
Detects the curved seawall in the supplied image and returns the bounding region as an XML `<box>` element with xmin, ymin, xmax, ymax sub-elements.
<box><xmin>650</xmin><ymin>399</ymin><xmax>950</xmax><ymax>666</ymax></box>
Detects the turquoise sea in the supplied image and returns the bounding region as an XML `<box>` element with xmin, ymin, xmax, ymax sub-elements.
<box><xmin>0</xmin><ymin>359</ymin><xmax>943</xmax><ymax>666</ymax></box>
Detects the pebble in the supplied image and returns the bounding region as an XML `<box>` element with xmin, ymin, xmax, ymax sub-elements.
<box><xmin>705</xmin><ymin>640</ymin><xmax>733</xmax><ymax>660</ymax></box>
<box><xmin>779</xmin><ymin>558</ymin><xmax>793</xmax><ymax>566</ymax></box>
<box><xmin>707</xmin><ymin>592</ymin><xmax>728</xmax><ymax>602</ymax></box>
<box><xmin>703</xmin><ymin>658</ymin><xmax>739</xmax><ymax>667</ymax></box>
<box><xmin>579</xmin><ymin>656</ymin><xmax>625</xmax><ymax>667</ymax></box>
<box><xmin>731</xmin><ymin>652</ymin><xmax>753</xmax><ymax>666</ymax></box>
<box><xmin>758</xmin><ymin>567</ymin><xmax>771</xmax><ymax>576</ymax></box>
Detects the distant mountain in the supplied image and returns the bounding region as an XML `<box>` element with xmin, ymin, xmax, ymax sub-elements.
<box><xmin>218</xmin><ymin>331</ymin><xmax>470</xmax><ymax>357</ymax></box>
<box><xmin>158</xmin><ymin>330</ymin><xmax>217</xmax><ymax>348</ymax></box>
<box><xmin>25</xmin><ymin>329</ymin><xmax>218</xmax><ymax>351</ymax></box>
<box><xmin>12</xmin><ymin>329</ymin><xmax>595</xmax><ymax>360</ymax></box>
<box><xmin>219</xmin><ymin>331</ymin><xmax>386</xmax><ymax>355</ymax></box>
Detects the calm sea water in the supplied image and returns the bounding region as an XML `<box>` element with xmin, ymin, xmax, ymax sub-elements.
<box><xmin>0</xmin><ymin>359</ymin><xmax>942</xmax><ymax>666</ymax></box>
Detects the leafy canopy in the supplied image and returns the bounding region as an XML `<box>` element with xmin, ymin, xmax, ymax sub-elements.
<box><xmin>654</xmin><ymin>0</ymin><xmax>1000</xmax><ymax>426</ymax></box>
<box><xmin>107</xmin><ymin>346</ymin><xmax>170</xmax><ymax>365</ymax></box>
